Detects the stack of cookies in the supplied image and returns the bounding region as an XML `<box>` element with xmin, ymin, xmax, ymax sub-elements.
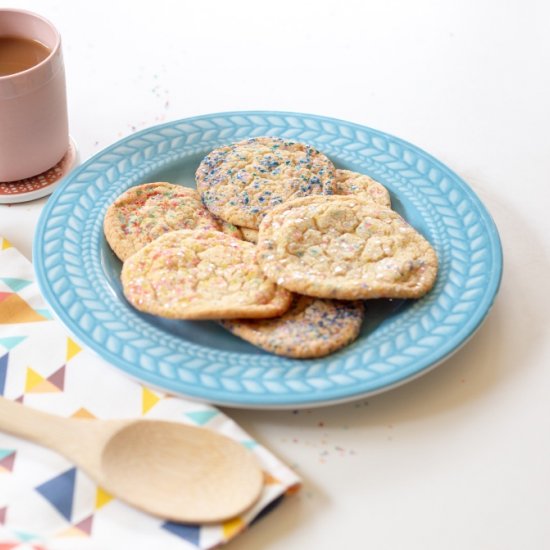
<box><xmin>104</xmin><ymin>137</ymin><xmax>438</xmax><ymax>359</ymax></box>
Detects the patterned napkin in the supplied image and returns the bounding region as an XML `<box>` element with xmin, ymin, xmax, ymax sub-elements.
<box><xmin>0</xmin><ymin>236</ymin><xmax>300</xmax><ymax>549</ymax></box>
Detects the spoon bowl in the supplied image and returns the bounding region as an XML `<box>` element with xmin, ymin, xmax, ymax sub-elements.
<box><xmin>101</xmin><ymin>419</ymin><xmax>263</xmax><ymax>522</ymax></box>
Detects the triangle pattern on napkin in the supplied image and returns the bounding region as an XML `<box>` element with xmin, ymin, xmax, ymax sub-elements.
<box><xmin>0</xmin><ymin>293</ymin><xmax>47</xmax><ymax>324</ymax></box>
<box><xmin>35</xmin><ymin>468</ymin><xmax>77</xmax><ymax>521</ymax></box>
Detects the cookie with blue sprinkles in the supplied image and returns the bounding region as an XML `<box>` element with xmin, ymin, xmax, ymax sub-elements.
<box><xmin>221</xmin><ymin>295</ymin><xmax>364</xmax><ymax>358</ymax></box>
<box><xmin>196</xmin><ymin>137</ymin><xmax>335</xmax><ymax>229</ymax></box>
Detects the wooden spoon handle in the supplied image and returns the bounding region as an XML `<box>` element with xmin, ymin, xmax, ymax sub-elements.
<box><xmin>0</xmin><ymin>396</ymin><xmax>79</xmax><ymax>450</ymax></box>
<box><xmin>0</xmin><ymin>397</ymin><xmax>132</xmax><ymax>477</ymax></box>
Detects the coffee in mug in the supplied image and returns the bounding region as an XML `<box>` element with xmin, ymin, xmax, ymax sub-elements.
<box><xmin>0</xmin><ymin>35</ymin><xmax>51</xmax><ymax>76</ymax></box>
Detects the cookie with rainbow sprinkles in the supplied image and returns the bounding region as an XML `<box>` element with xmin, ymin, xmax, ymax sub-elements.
<box><xmin>334</xmin><ymin>169</ymin><xmax>392</xmax><ymax>207</ymax></box>
<box><xmin>121</xmin><ymin>229</ymin><xmax>292</xmax><ymax>320</ymax></box>
<box><xmin>104</xmin><ymin>182</ymin><xmax>220</xmax><ymax>261</ymax></box>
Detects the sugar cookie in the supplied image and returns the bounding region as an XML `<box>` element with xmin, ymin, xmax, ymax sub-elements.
<box><xmin>196</xmin><ymin>137</ymin><xmax>335</xmax><ymax>229</ymax></box>
<box><xmin>219</xmin><ymin>220</ymin><xmax>244</xmax><ymax>240</ymax></box>
<box><xmin>257</xmin><ymin>196</ymin><xmax>438</xmax><ymax>300</ymax></box>
<box><xmin>222</xmin><ymin>296</ymin><xmax>364</xmax><ymax>358</ymax></box>
<box><xmin>104</xmin><ymin>183</ymin><xmax>219</xmax><ymax>261</ymax></box>
<box><xmin>240</xmin><ymin>227</ymin><xmax>259</xmax><ymax>244</ymax></box>
<box><xmin>334</xmin><ymin>169</ymin><xmax>391</xmax><ymax>208</ymax></box>
<box><xmin>121</xmin><ymin>229</ymin><xmax>292</xmax><ymax>320</ymax></box>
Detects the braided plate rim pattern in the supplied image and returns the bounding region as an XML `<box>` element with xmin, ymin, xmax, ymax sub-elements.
<box><xmin>33</xmin><ymin>111</ymin><xmax>503</xmax><ymax>408</ymax></box>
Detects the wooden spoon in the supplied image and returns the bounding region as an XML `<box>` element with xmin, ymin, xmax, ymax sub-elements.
<box><xmin>0</xmin><ymin>396</ymin><xmax>263</xmax><ymax>523</ymax></box>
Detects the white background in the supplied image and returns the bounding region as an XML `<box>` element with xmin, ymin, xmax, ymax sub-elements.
<box><xmin>1</xmin><ymin>1</ymin><xmax>549</xmax><ymax>548</ymax></box>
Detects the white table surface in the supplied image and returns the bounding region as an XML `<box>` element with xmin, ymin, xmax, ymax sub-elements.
<box><xmin>1</xmin><ymin>1</ymin><xmax>549</xmax><ymax>548</ymax></box>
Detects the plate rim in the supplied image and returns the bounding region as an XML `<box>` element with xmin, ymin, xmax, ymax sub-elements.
<box><xmin>33</xmin><ymin>110</ymin><xmax>503</xmax><ymax>408</ymax></box>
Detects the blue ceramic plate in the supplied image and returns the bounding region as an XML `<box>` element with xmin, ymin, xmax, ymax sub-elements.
<box><xmin>34</xmin><ymin>112</ymin><xmax>502</xmax><ymax>408</ymax></box>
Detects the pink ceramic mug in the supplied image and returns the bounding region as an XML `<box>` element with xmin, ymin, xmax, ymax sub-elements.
<box><xmin>0</xmin><ymin>9</ymin><xmax>69</xmax><ymax>182</ymax></box>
